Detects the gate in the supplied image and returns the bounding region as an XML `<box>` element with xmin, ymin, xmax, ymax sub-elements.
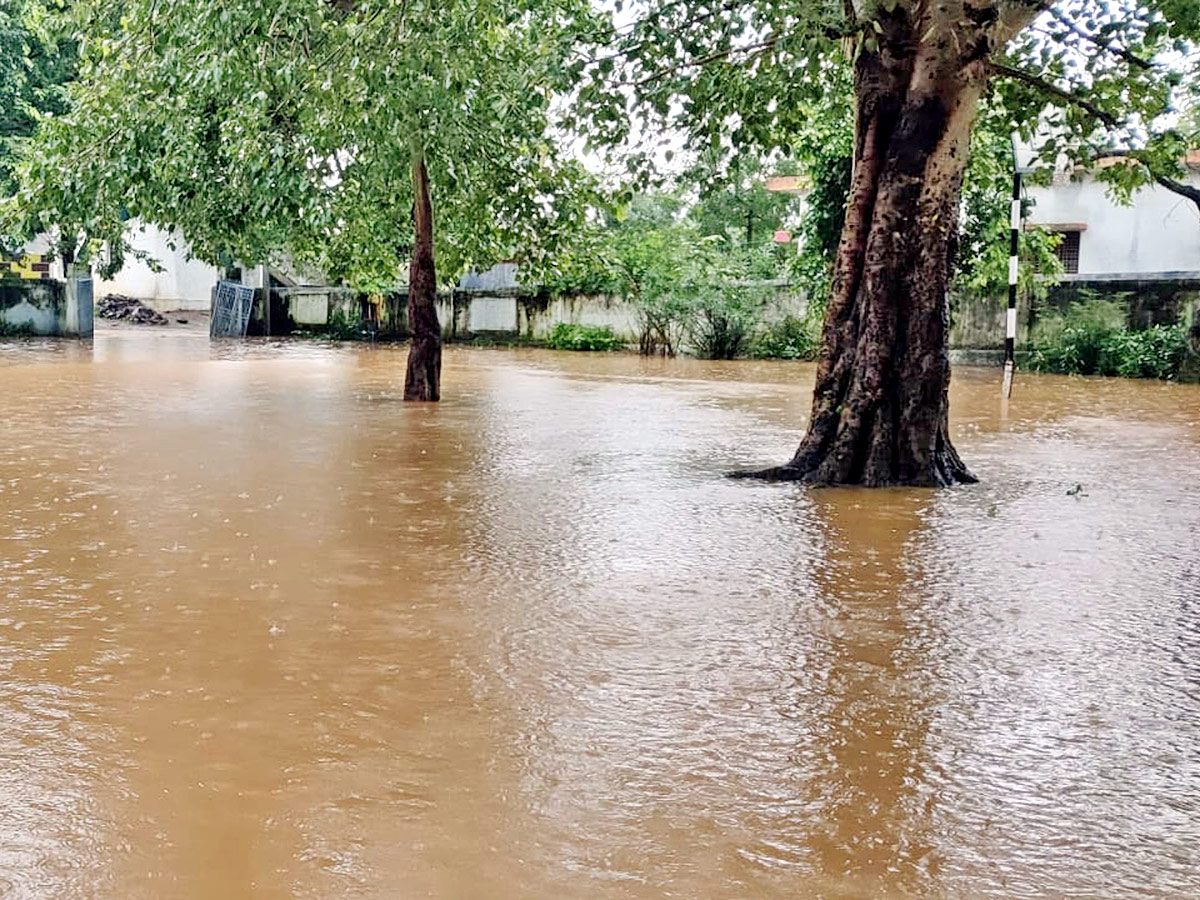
<box><xmin>210</xmin><ymin>281</ymin><xmax>256</xmax><ymax>337</ymax></box>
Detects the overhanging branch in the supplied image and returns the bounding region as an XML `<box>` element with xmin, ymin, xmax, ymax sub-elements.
<box><xmin>1046</xmin><ymin>8</ymin><xmax>1153</xmax><ymax>71</ymax></box>
<box><xmin>1078</xmin><ymin>148</ymin><xmax>1200</xmax><ymax>214</ymax></box>
<box><xmin>987</xmin><ymin>61</ymin><xmax>1119</xmax><ymax>129</ymax></box>
<box><xmin>623</xmin><ymin>36</ymin><xmax>779</xmax><ymax>87</ymax></box>
<box><xmin>1155</xmin><ymin>174</ymin><xmax>1200</xmax><ymax>212</ymax></box>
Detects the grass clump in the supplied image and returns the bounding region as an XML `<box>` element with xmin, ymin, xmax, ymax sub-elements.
<box><xmin>545</xmin><ymin>322</ymin><xmax>626</xmax><ymax>351</ymax></box>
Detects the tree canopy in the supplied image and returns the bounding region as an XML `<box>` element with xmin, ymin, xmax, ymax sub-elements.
<box><xmin>0</xmin><ymin>0</ymin><xmax>75</xmax><ymax>234</ymax></box>
<box><xmin>5</xmin><ymin>0</ymin><xmax>604</xmax><ymax>288</ymax></box>
<box><xmin>582</xmin><ymin>0</ymin><xmax>1198</xmax><ymax>192</ymax></box>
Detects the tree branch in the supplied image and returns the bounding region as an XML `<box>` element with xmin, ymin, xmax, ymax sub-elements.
<box><xmin>1045</xmin><ymin>8</ymin><xmax>1153</xmax><ymax>70</ymax></box>
<box><xmin>987</xmin><ymin>61</ymin><xmax>1119</xmax><ymax>129</ymax></box>
<box><xmin>1078</xmin><ymin>148</ymin><xmax>1200</xmax><ymax>215</ymax></box>
<box><xmin>623</xmin><ymin>36</ymin><xmax>779</xmax><ymax>87</ymax></box>
<box><xmin>1155</xmin><ymin>174</ymin><xmax>1200</xmax><ymax>213</ymax></box>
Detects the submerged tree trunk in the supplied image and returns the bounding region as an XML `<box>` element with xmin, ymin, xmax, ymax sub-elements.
<box><xmin>743</xmin><ymin>7</ymin><xmax>1011</xmax><ymax>486</ymax></box>
<box><xmin>404</xmin><ymin>150</ymin><xmax>441</xmax><ymax>402</ymax></box>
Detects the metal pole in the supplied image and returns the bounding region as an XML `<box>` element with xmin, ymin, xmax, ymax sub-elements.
<box><xmin>1003</xmin><ymin>143</ymin><xmax>1022</xmax><ymax>399</ymax></box>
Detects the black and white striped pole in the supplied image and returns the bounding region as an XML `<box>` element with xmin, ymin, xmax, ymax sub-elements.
<box><xmin>1003</xmin><ymin>139</ymin><xmax>1022</xmax><ymax>399</ymax></box>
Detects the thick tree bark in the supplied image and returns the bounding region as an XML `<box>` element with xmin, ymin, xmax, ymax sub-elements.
<box><xmin>404</xmin><ymin>150</ymin><xmax>442</xmax><ymax>402</ymax></box>
<box><xmin>741</xmin><ymin>7</ymin><xmax>992</xmax><ymax>486</ymax></box>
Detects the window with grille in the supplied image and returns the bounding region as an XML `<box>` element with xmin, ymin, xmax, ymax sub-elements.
<box><xmin>1055</xmin><ymin>230</ymin><xmax>1081</xmax><ymax>274</ymax></box>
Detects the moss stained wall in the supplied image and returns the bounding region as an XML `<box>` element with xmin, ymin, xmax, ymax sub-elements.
<box><xmin>0</xmin><ymin>278</ymin><xmax>67</xmax><ymax>334</ymax></box>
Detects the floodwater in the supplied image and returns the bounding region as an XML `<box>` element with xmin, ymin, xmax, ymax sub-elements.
<box><xmin>1</xmin><ymin>324</ymin><xmax>1199</xmax><ymax>900</ymax></box>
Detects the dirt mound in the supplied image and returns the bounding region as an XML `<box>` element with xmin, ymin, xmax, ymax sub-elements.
<box><xmin>97</xmin><ymin>294</ymin><xmax>168</xmax><ymax>325</ymax></box>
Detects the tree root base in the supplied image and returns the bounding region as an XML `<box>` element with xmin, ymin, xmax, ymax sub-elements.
<box><xmin>728</xmin><ymin>460</ymin><xmax>978</xmax><ymax>487</ymax></box>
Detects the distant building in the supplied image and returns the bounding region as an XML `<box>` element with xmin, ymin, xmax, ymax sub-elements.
<box><xmin>1023</xmin><ymin>154</ymin><xmax>1200</xmax><ymax>280</ymax></box>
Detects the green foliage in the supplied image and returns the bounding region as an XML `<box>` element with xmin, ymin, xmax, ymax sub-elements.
<box><xmin>326</xmin><ymin>306</ymin><xmax>363</xmax><ymax>342</ymax></box>
<box><xmin>687</xmin><ymin>151</ymin><xmax>801</xmax><ymax>247</ymax></box>
<box><xmin>0</xmin><ymin>318</ymin><xmax>35</xmax><ymax>337</ymax></box>
<box><xmin>958</xmin><ymin>106</ymin><xmax>1064</xmax><ymax>297</ymax></box>
<box><xmin>0</xmin><ymin>0</ymin><xmax>78</xmax><ymax>255</ymax></box>
<box><xmin>0</xmin><ymin>0</ymin><xmax>75</xmax><ymax>197</ymax></box>
<box><xmin>544</xmin><ymin>322</ymin><xmax>625</xmax><ymax>351</ymax></box>
<box><xmin>1029</xmin><ymin>299</ymin><xmax>1190</xmax><ymax>380</ymax></box>
<box><xmin>785</xmin><ymin>242</ymin><xmax>833</xmax><ymax>311</ymax></box>
<box><xmin>998</xmin><ymin>1</ymin><xmax>1200</xmax><ymax>195</ymax></box>
<box><xmin>1099</xmin><ymin>326</ymin><xmax>1190</xmax><ymax>379</ymax></box>
<box><xmin>751</xmin><ymin>313</ymin><xmax>823</xmax><ymax>361</ymax></box>
<box><xmin>1029</xmin><ymin>298</ymin><xmax>1125</xmax><ymax>374</ymax></box>
<box><xmin>592</xmin><ymin>0</ymin><xmax>1200</xmax><ymax>208</ymax></box>
<box><xmin>789</xmin><ymin>61</ymin><xmax>854</xmax><ymax>263</ymax></box>
<box><xmin>688</xmin><ymin>281</ymin><xmax>775</xmax><ymax>359</ymax></box>
<box><xmin>546</xmin><ymin>187</ymin><xmax>798</xmax><ymax>358</ymax></box>
<box><xmin>5</xmin><ymin>0</ymin><xmax>606</xmax><ymax>290</ymax></box>
<box><xmin>797</xmin><ymin>154</ymin><xmax>852</xmax><ymax>261</ymax></box>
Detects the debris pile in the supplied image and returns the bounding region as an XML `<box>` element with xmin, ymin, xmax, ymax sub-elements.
<box><xmin>97</xmin><ymin>294</ymin><xmax>168</xmax><ymax>325</ymax></box>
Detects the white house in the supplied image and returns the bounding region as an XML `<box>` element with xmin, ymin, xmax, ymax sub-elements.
<box><xmin>1023</xmin><ymin>154</ymin><xmax>1200</xmax><ymax>280</ymax></box>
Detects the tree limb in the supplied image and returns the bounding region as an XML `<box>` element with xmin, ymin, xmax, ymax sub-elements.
<box><xmin>623</xmin><ymin>36</ymin><xmax>779</xmax><ymax>87</ymax></box>
<box><xmin>987</xmin><ymin>61</ymin><xmax>1119</xmax><ymax>128</ymax></box>
<box><xmin>1155</xmin><ymin>174</ymin><xmax>1200</xmax><ymax>212</ymax></box>
<box><xmin>1045</xmin><ymin>8</ymin><xmax>1153</xmax><ymax>70</ymax></box>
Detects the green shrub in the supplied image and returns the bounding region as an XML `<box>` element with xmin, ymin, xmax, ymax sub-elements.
<box><xmin>1097</xmin><ymin>325</ymin><xmax>1189</xmax><ymax>380</ymax></box>
<box><xmin>1028</xmin><ymin>298</ymin><xmax>1122</xmax><ymax>375</ymax></box>
<box><xmin>751</xmin><ymin>314</ymin><xmax>822</xmax><ymax>360</ymax></box>
<box><xmin>687</xmin><ymin>285</ymin><xmax>767</xmax><ymax>360</ymax></box>
<box><xmin>689</xmin><ymin>305</ymin><xmax>751</xmax><ymax>358</ymax></box>
<box><xmin>0</xmin><ymin>320</ymin><xmax>34</xmax><ymax>337</ymax></box>
<box><xmin>635</xmin><ymin>296</ymin><xmax>689</xmax><ymax>356</ymax></box>
<box><xmin>1029</xmin><ymin>299</ymin><xmax>1190</xmax><ymax>380</ymax></box>
<box><xmin>545</xmin><ymin>322</ymin><xmax>626</xmax><ymax>351</ymax></box>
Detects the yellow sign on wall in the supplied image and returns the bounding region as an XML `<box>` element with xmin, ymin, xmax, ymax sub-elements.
<box><xmin>0</xmin><ymin>254</ymin><xmax>52</xmax><ymax>280</ymax></box>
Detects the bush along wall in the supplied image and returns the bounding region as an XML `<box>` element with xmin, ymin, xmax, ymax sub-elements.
<box><xmin>544</xmin><ymin>323</ymin><xmax>626</xmax><ymax>351</ymax></box>
<box><xmin>1028</xmin><ymin>298</ymin><xmax>1195</xmax><ymax>381</ymax></box>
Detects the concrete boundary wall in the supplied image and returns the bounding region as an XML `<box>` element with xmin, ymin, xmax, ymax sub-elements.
<box><xmin>0</xmin><ymin>275</ymin><xmax>92</xmax><ymax>337</ymax></box>
<box><xmin>269</xmin><ymin>283</ymin><xmax>808</xmax><ymax>346</ymax></box>
<box><xmin>950</xmin><ymin>277</ymin><xmax>1200</xmax><ymax>351</ymax></box>
<box><xmin>267</xmin><ymin>278</ymin><xmax>1200</xmax><ymax>355</ymax></box>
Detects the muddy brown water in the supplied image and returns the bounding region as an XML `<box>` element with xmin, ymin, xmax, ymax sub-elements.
<box><xmin>1</xmin><ymin>327</ymin><xmax>1198</xmax><ymax>899</ymax></box>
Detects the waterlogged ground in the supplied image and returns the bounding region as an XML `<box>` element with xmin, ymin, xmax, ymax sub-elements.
<box><xmin>1</xmin><ymin>325</ymin><xmax>1199</xmax><ymax>899</ymax></box>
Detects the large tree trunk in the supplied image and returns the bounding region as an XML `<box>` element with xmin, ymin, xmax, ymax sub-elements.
<box><xmin>744</xmin><ymin>8</ymin><xmax>993</xmax><ymax>486</ymax></box>
<box><xmin>404</xmin><ymin>150</ymin><xmax>442</xmax><ymax>402</ymax></box>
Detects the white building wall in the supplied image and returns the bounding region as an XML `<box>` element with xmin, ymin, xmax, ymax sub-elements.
<box><xmin>95</xmin><ymin>223</ymin><xmax>220</xmax><ymax>311</ymax></box>
<box><xmin>1026</xmin><ymin>173</ymin><xmax>1200</xmax><ymax>277</ymax></box>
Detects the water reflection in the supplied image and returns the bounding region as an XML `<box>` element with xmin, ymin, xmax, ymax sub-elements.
<box><xmin>794</xmin><ymin>493</ymin><xmax>940</xmax><ymax>898</ymax></box>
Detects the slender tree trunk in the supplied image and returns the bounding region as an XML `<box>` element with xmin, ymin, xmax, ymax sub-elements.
<box><xmin>404</xmin><ymin>150</ymin><xmax>441</xmax><ymax>402</ymax></box>
<box><xmin>742</xmin><ymin>8</ymin><xmax>992</xmax><ymax>486</ymax></box>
